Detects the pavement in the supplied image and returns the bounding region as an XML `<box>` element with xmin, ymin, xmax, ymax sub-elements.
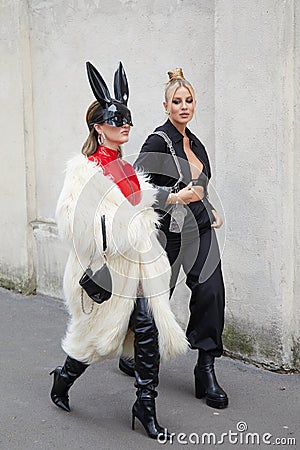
<box><xmin>0</xmin><ymin>287</ymin><xmax>299</xmax><ymax>450</ymax></box>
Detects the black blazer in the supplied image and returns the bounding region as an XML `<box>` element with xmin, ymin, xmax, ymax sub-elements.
<box><xmin>134</xmin><ymin>120</ymin><xmax>214</xmax><ymax>215</ymax></box>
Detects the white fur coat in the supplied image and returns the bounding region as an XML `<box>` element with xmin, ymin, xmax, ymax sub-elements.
<box><xmin>56</xmin><ymin>153</ymin><xmax>188</xmax><ymax>364</ymax></box>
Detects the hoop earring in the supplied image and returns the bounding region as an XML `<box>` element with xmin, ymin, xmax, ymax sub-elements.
<box><xmin>98</xmin><ymin>132</ymin><xmax>105</xmax><ymax>146</ymax></box>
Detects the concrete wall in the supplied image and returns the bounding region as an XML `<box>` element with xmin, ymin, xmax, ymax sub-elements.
<box><xmin>293</xmin><ymin>0</ymin><xmax>300</xmax><ymax>368</ymax></box>
<box><xmin>0</xmin><ymin>1</ymin><xmax>36</xmax><ymax>293</ymax></box>
<box><xmin>0</xmin><ymin>0</ymin><xmax>299</xmax><ymax>370</ymax></box>
<box><xmin>215</xmin><ymin>0</ymin><xmax>298</xmax><ymax>370</ymax></box>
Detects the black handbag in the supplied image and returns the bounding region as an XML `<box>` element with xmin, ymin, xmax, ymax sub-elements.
<box><xmin>79</xmin><ymin>215</ymin><xmax>112</xmax><ymax>304</ymax></box>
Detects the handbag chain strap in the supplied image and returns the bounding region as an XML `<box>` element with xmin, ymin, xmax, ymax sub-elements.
<box><xmin>152</xmin><ymin>131</ymin><xmax>184</xmax><ymax>191</ymax></box>
<box><xmin>81</xmin><ymin>288</ymin><xmax>94</xmax><ymax>315</ymax></box>
<box><xmin>81</xmin><ymin>214</ymin><xmax>107</xmax><ymax>315</ymax></box>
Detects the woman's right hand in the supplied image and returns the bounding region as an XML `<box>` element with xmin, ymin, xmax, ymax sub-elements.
<box><xmin>177</xmin><ymin>182</ymin><xmax>194</xmax><ymax>204</ymax></box>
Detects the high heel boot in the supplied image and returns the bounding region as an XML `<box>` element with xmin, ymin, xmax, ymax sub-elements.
<box><xmin>194</xmin><ymin>351</ymin><xmax>228</xmax><ymax>409</ymax></box>
<box><xmin>132</xmin><ymin>388</ymin><xmax>170</xmax><ymax>440</ymax></box>
<box><xmin>50</xmin><ymin>355</ymin><xmax>88</xmax><ymax>412</ymax></box>
<box><xmin>130</xmin><ymin>297</ymin><xmax>170</xmax><ymax>440</ymax></box>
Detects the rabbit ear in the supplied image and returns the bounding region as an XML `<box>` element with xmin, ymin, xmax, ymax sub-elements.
<box><xmin>114</xmin><ymin>61</ymin><xmax>129</xmax><ymax>105</ymax></box>
<box><xmin>86</xmin><ymin>62</ymin><xmax>112</xmax><ymax>107</ymax></box>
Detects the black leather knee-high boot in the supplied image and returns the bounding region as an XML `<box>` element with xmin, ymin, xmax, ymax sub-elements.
<box><xmin>118</xmin><ymin>284</ymin><xmax>176</xmax><ymax>378</ymax></box>
<box><xmin>130</xmin><ymin>297</ymin><xmax>170</xmax><ymax>440</ymax></box>
<box><xmin>50</xmin><ymin>356</ymin><xmax>88</xmax><ymax>412</ymax></box>
<box><xmin>194</xmin><ymin>351</ymin><xmax>228</xmax><ymax>409</ymax></box>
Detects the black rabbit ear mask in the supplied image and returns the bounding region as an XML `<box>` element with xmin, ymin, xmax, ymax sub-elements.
<box><xmin>86</xmin><ymin>61</ymin><xmax>133</xmax><ymax>128</ymax></box>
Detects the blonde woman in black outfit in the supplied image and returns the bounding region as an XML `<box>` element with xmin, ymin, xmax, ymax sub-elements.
<box><xmin>119</xmin><ymin>68</ymin><xmax>228</xmax><ymax>410</ymax></box>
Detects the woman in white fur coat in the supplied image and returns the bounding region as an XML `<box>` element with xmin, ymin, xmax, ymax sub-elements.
<box><xmin>50</xmin><ymin>62</ymin><xmax>187</xmax><ymax>440</ymax></box>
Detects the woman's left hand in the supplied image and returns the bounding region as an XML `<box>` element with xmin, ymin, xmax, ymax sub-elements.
<box><xmin>211</xmin><ymin>210</ymin><xmax>223</xmax><ymax>229</ymax></box>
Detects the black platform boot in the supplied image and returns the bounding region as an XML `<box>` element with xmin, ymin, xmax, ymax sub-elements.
<box><xmin>50</xmin><ymin>356</ymin><xmax>88</xmax><ymax>412</ymax></box>
<box><xmin>119</xmin><ymin>356</ymin><xmax>135</xmax><ymax>377</ymax></box>
<box><xmin>130</xmin><ymin>297</ymin><xmax>170</xmax><ymax>440</ymax></box>
<box><xmin>194</xmin><ymin>351</ymin><xmax>228</xmax><ymax>409</ymax></box>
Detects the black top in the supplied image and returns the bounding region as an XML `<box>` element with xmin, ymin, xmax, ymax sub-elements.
<box><xmin>134</xmin><ymin>119</ymin><xmax>214</xmax><ymax>231</ymax></box>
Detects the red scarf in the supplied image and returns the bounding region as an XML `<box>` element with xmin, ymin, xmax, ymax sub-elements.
<box><xmin>88</xmin><ymin>146</ymin><xmax>141</xmax><ymax>206</ymax></box>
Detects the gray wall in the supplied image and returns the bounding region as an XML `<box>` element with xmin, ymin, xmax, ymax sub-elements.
<box><xmin>0</xmin><ymin>0</ymin><xmax>299</xmax><ymax>370</ymax></box>
<box><xmin>215</xmin><ymin>0</ymin><xmax>299</xmax><ymax>370</ymax></box>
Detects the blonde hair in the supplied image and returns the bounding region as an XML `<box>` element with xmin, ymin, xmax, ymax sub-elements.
<box><xmin>164</xmin><ymin>68</ymin><xmax>195</xmax><ymax>112</ymax></box>
<box><xmin>81</xmin><ymin>100</ymin><xmax>122</xmax><ymax>158</ymax></box>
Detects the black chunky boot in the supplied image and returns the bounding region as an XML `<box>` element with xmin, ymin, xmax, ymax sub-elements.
<box><xmin>50</xmin><ymin>356</ymin><xmax>88</xmax><ymax>412</ymax></box>
<box><xmin>130</xmin><ymin>297</ymin><xmax>170</xmax><ymax>440</ymax></box>
<box><xmin>194</xmin><ymin>351</ymin><xmax>228</xmax><ymax>409</ymax></box>
<box><xmin>119</xmin><ymin>356</ymin><xmax>135</xmax><ymax>377</ymax></box>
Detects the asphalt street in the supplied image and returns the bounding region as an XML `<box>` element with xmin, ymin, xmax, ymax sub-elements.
<box><xmin>0</xmin><ymin>287</ymin><xmax>299</xmax><ymax>450</ymax></box>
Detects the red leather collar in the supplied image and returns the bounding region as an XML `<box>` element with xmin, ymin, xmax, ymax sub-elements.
<box><xmin>88</xmin><ymin>146</ymin><xmax>141</xmax><ymax>206</ymax></box>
